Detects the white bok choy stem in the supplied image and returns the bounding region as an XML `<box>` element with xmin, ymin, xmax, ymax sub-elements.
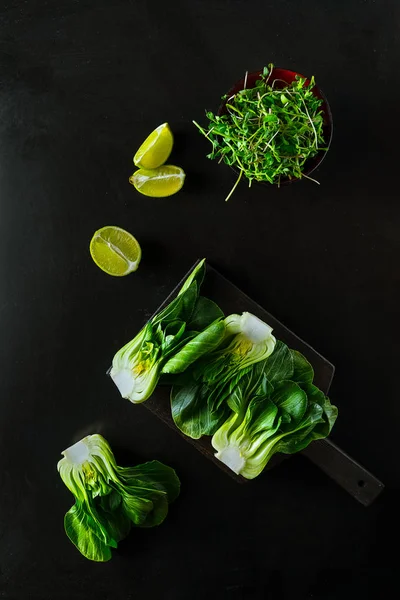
<box><xmin>58</xmin><ymin>434</ymin><xmax>119</xmax><ymax>501</ymax></box>
<box><xmin>110</xmin><ymin>323</ymin><xmax>162</xmax><ymax>404</ymax></box>
<box><xmin>221</xmin><ymin>312</ymin><xmax>276</xmax><ymax>368</ymax></box>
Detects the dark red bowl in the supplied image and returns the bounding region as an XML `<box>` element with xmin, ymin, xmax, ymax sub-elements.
<box><xmin>217</xmin><ymin>67</ymin><xmax>333</xmax><ymax>185</ymax></box>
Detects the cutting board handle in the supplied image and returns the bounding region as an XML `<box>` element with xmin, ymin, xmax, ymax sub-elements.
<box><xmin>302</xmin><ymin>438</ymin><xmax>384</xmax><ymax>506</ymax></box>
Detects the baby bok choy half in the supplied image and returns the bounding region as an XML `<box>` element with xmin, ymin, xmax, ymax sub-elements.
<box><xmin>110</xmin><ymin>259</ymin><xmax>225</xmax><ymax>403</ymax></box>
<box><xmin>170</xmin><ymin>312</ymin><xmax>277</xmax><ymax>439</ymax></box>
<box><xmin>211</xmin><ymin>341</ymin><xmax>338</xmax><ymax>479</ymax></box>
<box><xmin>57</xmin><ymin>434</ymin><xmax>180</xmax><ymax>561</ymax></box>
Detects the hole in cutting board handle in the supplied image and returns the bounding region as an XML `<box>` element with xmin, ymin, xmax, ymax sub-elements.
<box><xmin>301</xmin><ymin>438</ymin><xmax>384</xmax><ymax>506</ymax></box>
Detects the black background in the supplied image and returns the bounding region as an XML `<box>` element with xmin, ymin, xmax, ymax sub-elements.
<box><xmin>0</xmin><ymin>1</ymin><xmax>399</xmax><ymax>598</ymax></box>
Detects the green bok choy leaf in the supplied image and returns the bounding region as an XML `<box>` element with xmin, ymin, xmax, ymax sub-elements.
<box><xmin>211</xmin><ymin>343</ymin><xmax>337</xmax><ymax>479</ymax></box>
<box><xmin>58</xmin><ymin>434</ymin><xmax>180</xmax><ymax>561</ymax></box>
<box><xmin>110</xmin><ymin>259</ymin><xmax>224</xmax><ymax>403</ymax></box>
<box><xmin>170</xmin><ymin>312</ymin><xmax>277</xmax><ymax>439</ymax></box>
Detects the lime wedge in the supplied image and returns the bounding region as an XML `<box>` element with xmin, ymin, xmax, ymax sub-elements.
<box><xmin>133</xmin><ymin>123</ymin><xmax>173</xmax><ymax>169</ymax></box>
<box><xmin>90</xmin><ymin>226</ymin><xmax>141</xmax><ymax>276</ymax></box>
<box><xmin>129</xmin><ymin>165</ymin><xmax>185</xmax><ymax>197</ymax></box>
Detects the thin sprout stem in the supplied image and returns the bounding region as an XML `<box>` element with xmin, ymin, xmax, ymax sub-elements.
<box><xmin>226</xmin><ymin>103</ymin><xmax>244</xmax><ymax>117</ymax></box>
<box><xmin>225</xmin><ymin>169</ymin><xmax>243</xmax><ymax>202</ymax></box>
<box><xmin>262</xmin><ymin>128</ymin><xmax>280</xmax><ymax>152</ymax></box>
<box><xmin>193</xmin><ymin>120</ymin><xmax>216</xmax><ymax>146</ymax></box>
<box><xmin>302</xmin><ymin>172</ymin><xmax>320</xmax><ymax>185</ymax></box>
<box><xmin>300</xmin><ymin>97</ymin><xmax>318</xmax><ymax>148</ymax></box>
<box><xmin>264</xmin><ymin>63</ymin><xmax>273</xmax><ymax>86</ymax></box>
<box><xmin>271</xmin><ymin>78</ymin><xmax>290</xmax><ymax>89</ymax></box>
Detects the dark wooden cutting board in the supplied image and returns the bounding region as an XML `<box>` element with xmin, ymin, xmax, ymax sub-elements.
<box><xmin>110</xmin><ymin>260</ymin><xmax>384</xmax><ymax>506</ymax></box>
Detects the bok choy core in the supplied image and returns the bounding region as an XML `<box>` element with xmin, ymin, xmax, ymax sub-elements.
<box><xmin>211</xmin><ymin>343</ymin><xmax>338</xmax><ymax>478</ymax></box>
<box><xmin>170</xmin><ymin>312</ymin><xmax>277</xmax><ymax>439</ymax></box>
<box><xmin>110</xmin><ymin>259</ymin><xmax>224</xmax><ymax>403</ymax></box>
<box><xmin>58</xmin><ymin>434</ymin><xmax>180</xmax><ymax>561</ymax></box>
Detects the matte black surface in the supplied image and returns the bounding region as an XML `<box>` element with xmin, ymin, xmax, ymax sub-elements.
<box><xmin>0</xmin><ymin>1</ymin><xmax>398</xmax><ymax>599</ymax></box>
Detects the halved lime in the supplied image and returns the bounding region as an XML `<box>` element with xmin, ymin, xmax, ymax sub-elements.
<box><xmin>129</xmin><ymin>165</ymin><xmax>185</xmax><ymax>197</ymax></box>
<box><xmin>133</xmin><ymin>123</ymin><xmax>173</xmax><ymax>169</ymax></box>
<box><xmin>90</xmin><ymin>226</ymin><xmax>141</xmax><ymax>276</ymax></box>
